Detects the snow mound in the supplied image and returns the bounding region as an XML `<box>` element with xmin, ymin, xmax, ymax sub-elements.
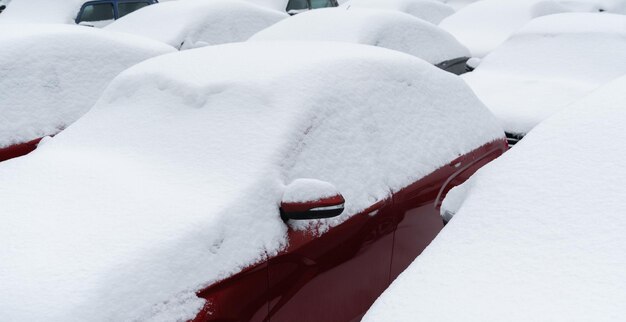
<box><xmin>363</xmin><ymin>73</ymin><xmax>626</xmax><ymax>322</ymax></box>
<box><xmin>0</xmin><ymin>24</ymin><xmax>175</xmax><ymax>149</ymax></box>
<box><xmin>342</xmin><ymin>0</ymin><xmax>455</xmax><ymax>24</ymax></box>
<box><xmin>106</xmin><ymin>0</ymin><xmax>287</xmax><ymax>49</ymax></box>
<box><xmin>0</xmin><ymin>0</ymin><xmax>84</xmax><ymax>24</ymax></box>
<box><xmin>250</xmin><ymin>7</ymin><xmax>469</xmax><ymax>64</ymax></box>
<box><xmin>0</xmin><ymin>41</ymin><xmax>502</xmax><ymax>322</ymax></box>
<box><xmin>463</xmin><ymin>12</ymin><xmax>626</xmax><ymax>134</ymax></box>
<box><xmin>440</xmin><ymin>0</ymin><xmax>626</xmax><ymax>57</ymax></box>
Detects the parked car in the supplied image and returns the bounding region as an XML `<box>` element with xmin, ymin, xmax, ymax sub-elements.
<box><xmin>106</xmin><ymin>0</ymin><xmax>288</xmax><ymax>49</ymax></box>
<box><xmin>0</xmin><ymin>24</ymin><xmax>174</xmax><ymax>163</ymax></box>
<box><xmin>75</xmin><ymin>0</ymin><xmax>158</xmax><ymax>27</ymax></box>
<box><xmin>341</xmin><ymin>0</ymin><xmax>455</xmax><ymax>24</ymax></box>
<box><xmin>463</xmin><ymin>12</ymin><xmax>626</xmax><ymax>143</ymax></box>
<box><xmin>440</xmin><ymin>0</ymin><xmax>626</xmax><ymax>57</ymax></box>
<box><xmin>250</xmin><ymin>7</ymin><xmax>472</xmax><ymax>74</ymax></box>
<box><xmin>286</xmin><ymin>0</ymin><xmax>338</xmax><ymax>15</ymax></box>
<box><xmin>0</xmin><ymin>41</ymin><xmax>505</xmax><ymax>321</ymax></box>
<box><xmin>364</xmin><ymin>74</ymin><xmax>626</xmax><ymax>322</ymax></box>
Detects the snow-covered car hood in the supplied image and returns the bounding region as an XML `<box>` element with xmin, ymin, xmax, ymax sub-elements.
<box><xmin>250</xmin><ymin>7</ymin><xmax>469</xmax><ymax>64</ymax></box>
<box><xmin>463</xmin><ymin>12</ymin><xmax>626</xmax><ymax>134</ymax></box>
<box><xmin>0</xmin><ymin>24</ymin><xmax>175</xmax><ymax>149</ymax></box>
<box><xmin>0</xmin><ymin>41</ymin><xmax>503</xmax><ymax>321</ymax></box>
<box><xmin>106</xmin><ymin>0</ymin><xmax>288</xmax><ymax>49</ymax></box>
<box><xmin>363</xmin><ymin>73</ymin><xmax>626</xmax><ymax>322</ymax></box>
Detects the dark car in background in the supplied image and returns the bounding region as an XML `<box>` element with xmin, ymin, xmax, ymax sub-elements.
<box><xmin>286</xmin><ymin>0</ymin><xmax>338</xmax><ymax>15</ymax></box>
<box><xmin>75</xmin><ymin>0</ymin><xmax>157</xmax><ymax>26</ymax></box>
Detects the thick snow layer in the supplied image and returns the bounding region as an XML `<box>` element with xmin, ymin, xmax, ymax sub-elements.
<box><xmin>282</xmin><ymin>179</ymin><xmax>340</xmax><ymax>203</ymax></box>
<box><xmin>342</xmin><ymin>0</ymin><xmax>455</xmax><ymax>24</ymax></box>
<box><xmin>250</xmin><ymin>8</ymin><xmax>469</xmax><ymax>64</ymax></box>
<box><xmin>0</xmin><ymin>24</ymin><xmax>174</xmax><ymax>149</ymax></box>
<box><xmin>363</xmin><ymin>73</ymin><xmax>626</xmax><ymax>322</ymax></box>
<box><xmin>463</xmin><ymin>12</ymin><xmax>626</xmax><ymax>134</ymax></box>
<box><xmin>0</xmin><ymin>41</ymin><xmax>502</xmax><ymax>321</ymax></box>
<box><xmin>0</xmin><ymin>0</ymin><xmax>84</xmax><ymax>24</ymax></box>
<box><xmin>440</xmin><ymin>0</ymin><xmax>626</xmax><ymax>57</ymax></box>
<box><xmin>106</xmin><ymin>0</ymin><xmax>287</xmax><ymax>50</ymax></box>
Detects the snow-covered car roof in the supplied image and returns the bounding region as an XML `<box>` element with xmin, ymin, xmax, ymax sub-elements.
<box><xmin>440</xmin><ymin>0</ymin><xmax>626</xmax><ymax>57</ymax></box>
<box><xmin>250</xmin><ymin>7</ymin><xmax>470</xmax><ymax>65</ymax></box>
<box><xmin>463</xmin><ymin>12</ymin><xmax>626</xmax><ymax>135</ymax></box>
<box><xmin>364</xmin><ymin>73</ymin><xmax>626</xmax><ymax>322</ymax></box>
<box><xmin>0</xmin><ymin>41</ymin><xmax>503</xmax><ymax>321</ymax></box>
<box><xmin>105</xmin><ymin>0</ymin><xmax>287</xmax><ymax>49</ymax></box>
<box><xmin>0</xmin><ymin>24</ymin><xmax>174</xmax><ymax>149</ymax></box>
<box><xmin>340</xmin><ymin>0</ymin><xmax>455</xmax><ymax>24</ymax></box>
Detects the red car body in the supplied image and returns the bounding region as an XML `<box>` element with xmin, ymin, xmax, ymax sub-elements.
<box><xmin>0</xmin><ymin>138</ymin><xmax>43</xmax><ymax>163</ymax></box>
<box><xmin>191</xmin><ymin>140</ymin><xmax>507</xmax><ymax>322</ymax></box>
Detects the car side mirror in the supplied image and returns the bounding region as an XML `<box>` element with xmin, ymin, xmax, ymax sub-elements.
<box><xmin>280</xmin><ymin>179</ymin><xmax>345</xmax><ymax>221</ymax></box>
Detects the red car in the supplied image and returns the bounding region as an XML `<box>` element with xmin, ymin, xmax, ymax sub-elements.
<box><xmin>0</xmin><ymin>42</ymin><xmax>505</xmax><ymax>321</ymax></box>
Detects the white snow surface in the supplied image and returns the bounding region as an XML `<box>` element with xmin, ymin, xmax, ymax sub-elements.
<box><xmin>250</xmin><ymin>8</ymin><xmax>469</xmax><ymax>64</ymax></box>
<box><xmin>440</xmin><ymin>0</ymin><xmax>626</xmax><ymax>57</ymax></box>
<box><xmin>341</xmin><ymin>0</ymin><xmax>455</xmax><ymax>24</ymax></box>
<box><xmin>463</xmin><ymin>12</ymin><xmax>626</xmax><ymax>134</ymax></box>
<box><xmin>0</xmin><ymin>24</ymin><xmax>174</xmax><ymax>149</ymax></box>
<box><xmin>364</xmin><ymin>73</ymin><xmax>626</xmax><ymax>322</ymax></box>
<box><xmin>106</xmin><ymin>0</ymin><xmax>287</xmax><ymax>50</ymax></box>
<box><xmin>0</xmin><ymin>41</ymin><xmax>502</xmax><ymax>321</ymax></box>
<box><xmin>282</xmin><ymin>179</ymin><xmax>340</xmax><ymax>203</ymax></box>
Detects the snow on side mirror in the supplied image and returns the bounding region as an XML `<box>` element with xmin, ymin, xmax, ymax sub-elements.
<box><xmin>280</xmin><ymin>179</ymin><xmax>345</xmax><ymax>221</ymax></box>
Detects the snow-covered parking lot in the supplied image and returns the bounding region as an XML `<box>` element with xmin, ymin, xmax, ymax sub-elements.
<box><xmin>1</xmin><ymin>0</ymin><xmax>626</xmax><ymax>321</ymax></box>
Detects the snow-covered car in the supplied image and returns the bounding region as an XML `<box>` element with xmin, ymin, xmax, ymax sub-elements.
<box><xmin>440</xmin><ymin>0</ymin><xmax>626</xmax><ymax>57</ymax></box>
<box><xmin>363</xmin><ymin>73</ymin><xmax>626</xmax><ymax>322</ymax></box>
<box><xmin>250</xmin><ymin>7</ymin><xmax>472</xmax><ymax>74</ymax></box>
<box><xmin>286</xmin><ymin>0</ymin><xmax>338</xmax><ymax>15</ymax></box>
<box><xmin>105</xmin><ymin>0</ymin><xmax>288</xmax><ymax>50</ymax></box>
<box><xmin>0</xmin><ymin>0</ymin><xmax>7</xmax><ymax>14</ymax></box>
<box><xmin>463</xmin><ymin>12</ymin><xmax>626</xmax><ymax>141</ymax></box>
<box><xmin>0</xmin><ymin>24</ymin><xmax>174</xmax><ymax>163</ymax></box>
<box><xmin>0</xmin><ymin>41</ymin><xmax>505</xmax><ymax>322</ymax></box>
<box><xmin>341</xmin><ymin>0</ymin><xmax>455</xmax><ymax>24</ymax></box>
<box><xmin>0</xmin><ymin>0</ymin><xmax>156</xmax><ymax>26</ymax></box>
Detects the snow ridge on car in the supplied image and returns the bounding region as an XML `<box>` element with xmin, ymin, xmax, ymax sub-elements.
<box><xmin>0</xmin><ymin>42</ymin><xmax>503</xmax><ymax>321</ymax></box>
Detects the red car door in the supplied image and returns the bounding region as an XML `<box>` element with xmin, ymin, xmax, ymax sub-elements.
<box><xmin>390</xmin><ymin>141</ymin><xmax>507</xmax><ymax>279</ymax></box>
<box><xmin>267</xmin><ymin>198</ymin><xmax>396</xmax><ymax>322</ymax></box>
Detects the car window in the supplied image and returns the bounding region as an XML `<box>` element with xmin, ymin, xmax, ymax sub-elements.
<box><xmin>79</xmin><ymin>3</ymin><xmax>114</xmax><ymax>22</ymax></box>
<box><xmin>310</xmin><ymin>0</ymin><xmax>335</xmax><ymax>9</ymax></box>
<box><xmin>286</xmin><ymin>0</ymin><xmax>309</xmax><ymax>11</ymax></box>
<box><xmin>118</xmin><ymin>2</ymin><xmax>150</xmax><ymax>18</ymax></box>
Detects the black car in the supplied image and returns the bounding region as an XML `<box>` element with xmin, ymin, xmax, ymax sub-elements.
<box><xmin>286</xmin><ymin>0</ymin><xmax>338</xmax><ymax>15</ymax></box>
